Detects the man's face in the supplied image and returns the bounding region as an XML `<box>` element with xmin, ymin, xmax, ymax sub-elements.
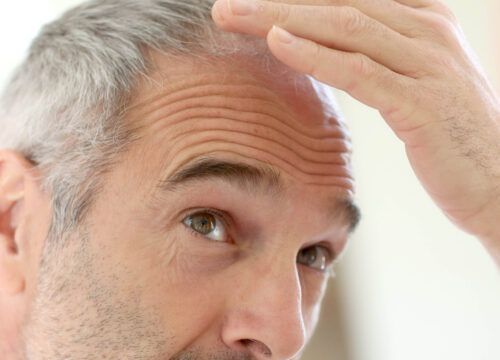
<box><xmin>22</xmin><ymin>53</ymin><xmax>355</xmax><ymax>360</ymax></box>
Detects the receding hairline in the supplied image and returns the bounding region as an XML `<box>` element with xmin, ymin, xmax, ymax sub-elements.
<box><xmin>0</xmin><ymin>0</ymin><xmax>344</xmax><ymax>243</ymax></box>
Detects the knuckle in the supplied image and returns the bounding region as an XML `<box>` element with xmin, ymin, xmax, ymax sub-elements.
<box><xmin>338</xmin><ymin>6</ymin><xmax>365</xmax><ymax>36</ymax></box>
<box><xmin>431</xmin><ymin>0</ymin><xmax>458</xmax><ymax>23</ymax></box>
<box><xmin>349</xmin><ymin>54</ymin><xmax>375</xmax><ymax>80</ymax></box>
<box><xmin>273</xmin><ymin>3</ymin><xmax>292</xmax><ymax>26</ymax></box>
<box><xmin>341</xmin><ymin>54</ymin><xmax>375</xmax><ymax>93</ymax></box>
<box><xmin>424</xmin><ymin>13</ymin><xmax>458</xmax><ymax>45</ymax></box>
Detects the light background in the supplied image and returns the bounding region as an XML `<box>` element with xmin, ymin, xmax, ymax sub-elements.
<box><xmin>0</xmin><ymin>1</ymin><xmax>499</xmax><ymax>360</ymax></box>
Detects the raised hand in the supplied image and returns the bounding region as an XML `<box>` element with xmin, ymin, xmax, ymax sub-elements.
<box><xmin>212</xmin><ymin>0</ymin><xmax>500</xmax><ymax>264</ymax></box>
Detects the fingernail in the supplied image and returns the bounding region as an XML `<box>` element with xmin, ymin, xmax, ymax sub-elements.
<box><xmin>228</xmin><ymin>0</ymin><xmax>257</xmax><ymax>16</ymax></box>
<box><xmin>272</xmin><ymin>25</ymin><xmax>295</xmax><ymax>44</ymax></box>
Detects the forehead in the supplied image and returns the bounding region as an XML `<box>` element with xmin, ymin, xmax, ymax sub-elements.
<box><xmin>123</xmin><ymin>51</ymin><xmax>354</xmax><ymax>198</ymax></box>
<box><xmin>137</xmin><ymin>51</ymin><xmax>344</xmax><ymax>127</ymax></box>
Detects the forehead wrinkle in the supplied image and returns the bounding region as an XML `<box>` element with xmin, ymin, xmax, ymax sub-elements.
<box><xmin>133</xmin><ymin>83</ymin><xmax>289</xmax><ymax>122</ymax></box>
<box><xmin>164</xmin><ymin>125</ymin><xmax>351</xmax><ymax>176</ymax></box>
<box><xmin>149</xmin><ymin>101</ymin><xmax>349</xmax><ymax>145</ymax></box>
<box><xmin>124</xmin><ymin>58</ymin><xmax>354</xmax><ymax>195</ymax></box>
<box><xmin>128</xmin><ymin>86</ymin><xmax>350</xmax><ymax>151</ymax></box>
<box><xmin>166</xmin><ymin>114</ymin><xmax>349</xmax><ymax>152</ymax></box>
<box><xmin>126</xmin><ymin>73</ymin><xmax>296</xmax><ymax>122</ymax></box>
<box><xmin>144</xmin><ymin>107</ymin><xmax>351</xmax><ymax>183</ymax></box>
<box><xmin>135</xmin><ymin>92</ymin><xmax>308</xmax><ymax>143</ymax></box>
<box><xmin>167</xmin><ymin>122</ymin><xmax>349</xmax><ymax>166</ymax></box>
<box><xmin>160</xmin><ymin>143</ymin><xmax>354</xmax><ymax>190</ymax></box>
<box><xmin>128</xmin><ymin>94</ymin><xmax>353</xmax><ymax>180</ymax></box>
<box><xmin>144</xmin><ymin>97</ymin><xmax>350</xmax><ymax>159</ymax></box>
<box><xmin>126</xmin><ymin>74</ymin><xmax>348</xmax><ymax>140</ymax></box>
<box><xmin>168</xmin><ymin>128</ymin><xmax>349</xmax><ymax>171</ymax></box>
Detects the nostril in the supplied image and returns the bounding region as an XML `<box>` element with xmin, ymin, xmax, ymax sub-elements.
<box><xmin>241</xmin><ymin>339</ymin><xmax>272</xmax><ymax>358</ymax></box>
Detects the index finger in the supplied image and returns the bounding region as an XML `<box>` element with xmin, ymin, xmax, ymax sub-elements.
<box><xmin>227</xmin><ymin>0</ymin><xmax>433</xmax><ymax>9</ymax></box>
<box><xmin>212</xmin><ymin>0</ymin><xmax>419</xmax><ymax>37</ymax></box>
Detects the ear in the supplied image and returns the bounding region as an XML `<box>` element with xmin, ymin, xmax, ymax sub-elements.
<box><xmin>0</xmin><ymin>150</ymin><xmax>35</xmax><ymax>295</ymax></box>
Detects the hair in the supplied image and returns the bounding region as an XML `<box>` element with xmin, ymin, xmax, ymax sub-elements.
<box><xmin>0</xmin><ymin>0</ymin><xmax>274</xmax><ymax>246</ymax></box>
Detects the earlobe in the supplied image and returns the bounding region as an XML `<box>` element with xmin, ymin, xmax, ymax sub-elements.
<box><xmin>0</xmin><ymin>150</ymin><xmax>32</xmax><ymax>296</ymax></box>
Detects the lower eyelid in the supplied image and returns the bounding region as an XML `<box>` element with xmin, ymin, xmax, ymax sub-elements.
<box><xmin>188</xmin><ymin>227</ymin><xmax>209</xmax><ymax>240</ymax></box>
<box><xmin>300</xmin><ymin>263</ymin><xmax>330</xmax><ymax>276</ymax></box>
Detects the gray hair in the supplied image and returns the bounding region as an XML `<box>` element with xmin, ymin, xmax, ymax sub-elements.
<box><xmin>0</xmin><ymin>0</ymin><xmax>273</xmax><ymax>246</ymax></box>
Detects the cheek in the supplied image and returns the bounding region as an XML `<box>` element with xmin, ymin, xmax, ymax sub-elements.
<box><xmin>144</xmin><ymin>225</ymin><xmax>240</xmax><ymax>285</ymax></box>
<box><xmin>130</xmin><ymin>244</ymin><xmax>232</xmax><ymax>352</ymax></box>
<box><xmin>103</xmin><ymin>226</ymin><xmax>233</xmax><ymax>333</ymax></box>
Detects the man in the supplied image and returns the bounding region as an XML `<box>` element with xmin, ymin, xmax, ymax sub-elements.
<box><xmin>0</xmin><ymin>1</ymin><xmax>497</xmax><ymax>360</ymax></box>
<box><xmin>0</xmin><ymin>1</ymin><xmax>356</xmax><ymax>359</ymax></box>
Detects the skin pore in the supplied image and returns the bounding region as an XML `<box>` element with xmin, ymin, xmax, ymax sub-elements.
<box><xmin>1</xmin><ymin>51</ymin><xmax>356</xmax><ymax>360</ymax></box>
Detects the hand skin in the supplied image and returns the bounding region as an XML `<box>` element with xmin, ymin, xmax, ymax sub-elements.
<box><xmin>212</xmin><ymin>0</ymin><xmax>500</xmax><ymax>266</ymax></box>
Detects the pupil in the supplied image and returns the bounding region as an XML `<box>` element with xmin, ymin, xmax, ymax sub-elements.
<box><xmin>193</xmin><ymin>214</ymin><xmax>215</xmax><ymax>234</ymax></box>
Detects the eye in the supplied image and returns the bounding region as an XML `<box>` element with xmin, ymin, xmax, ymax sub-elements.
<box><xmin>297</xmin><ymin>246</ymin><xmax>333</xmax><ymax>272</ymax></box>
<box><xmin>182</xmin><ymin>211</ymin><xmax>228</xmax><ymax>242</ymax></box>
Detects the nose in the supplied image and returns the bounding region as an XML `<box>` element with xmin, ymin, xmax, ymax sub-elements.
<box><xmin>221</xmin><ymin>260</ymin><xmax>306</xmax><ymax>360</ymax></box>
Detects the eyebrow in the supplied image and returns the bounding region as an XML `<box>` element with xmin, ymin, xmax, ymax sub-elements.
<box><xmin>158</xmin><ymin>157</ymin><xmax>361</xmax><ymax>232</ymax></box>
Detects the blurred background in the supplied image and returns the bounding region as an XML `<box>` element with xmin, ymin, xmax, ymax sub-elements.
<box><xmin>1</xmin><ymin>1</ymin><xmax>499</xmax><ymax>359</ymax></box>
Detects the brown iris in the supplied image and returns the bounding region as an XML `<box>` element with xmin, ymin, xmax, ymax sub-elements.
<box><xmin>190</xmin><ymin>213</ymin><xmax>216</xmax><ymax>235</ymax></box>
<box><xmin>298</xmin><ymin>247</ymin><xmax>318</xmax><ymax>266</ymax></box>
<box><xmin>297</xmin><ymin>247</ymin><xmax>328</xmax><ymax>271</ymax></box>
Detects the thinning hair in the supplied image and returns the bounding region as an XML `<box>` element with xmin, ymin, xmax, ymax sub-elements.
<box><xmin>0</xmin><ymin>0</ymin><xmax>276</xmax><ymax>246</ymax></box>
